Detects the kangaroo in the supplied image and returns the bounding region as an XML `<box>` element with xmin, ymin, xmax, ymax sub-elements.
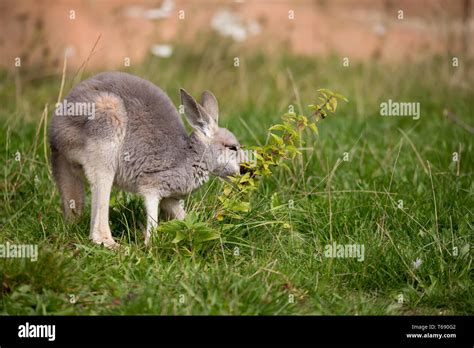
<box><xmin>49</xmin><ymin>71</ymin><xmax>247</xmax><ymax>249</ymax></box>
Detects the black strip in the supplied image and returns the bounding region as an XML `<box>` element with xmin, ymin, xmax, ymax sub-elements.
<box><xmin>0</xmin><ymin>315</ymin><xmax>471</xmax><ymax>346</ymax></box>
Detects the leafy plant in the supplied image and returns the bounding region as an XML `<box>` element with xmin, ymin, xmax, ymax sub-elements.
<box><xmin>216</xmin><ymin>88</ymin><xmax>348</xmax><ymax>221</ymax></box>
<box><xmin>156</xmin><ymin>213</ymin><xmax>220</xmax><ymax>255</ymax></box>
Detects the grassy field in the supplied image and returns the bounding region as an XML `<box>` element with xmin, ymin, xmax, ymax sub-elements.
<box><xmin>0</xmin><ymin>38</ymin><xmax>472</xmax><ymax>315</ymax></box>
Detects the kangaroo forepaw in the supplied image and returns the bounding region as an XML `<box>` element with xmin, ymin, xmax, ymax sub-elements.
<box><xmin>91</xmin><ymin>236</ymin><xmax>121</xmax><ymax>250</ymax></box>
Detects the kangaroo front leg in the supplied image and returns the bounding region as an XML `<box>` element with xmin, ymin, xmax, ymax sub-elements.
<box><xmin>160</xmin><ymin>198</ymin><xmax>186</xmax><ymax>221</ymax></box>
<box><xmin>89</xmin><ymin>172</ymin><xmax>118</xmax><ymax>249</ymax></box>
<box><xmin>143</xmin><ymin>193</ymin><xmax>159</xmax><ymax>246</ymax></box>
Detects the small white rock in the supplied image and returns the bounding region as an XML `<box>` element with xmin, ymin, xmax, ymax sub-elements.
<box><xmin>150</xmin><ymin>44</ymin><xmax>173</xmax><ymax>58</ymax></box>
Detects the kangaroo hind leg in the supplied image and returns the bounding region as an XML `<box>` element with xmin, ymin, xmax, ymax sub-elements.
<box><xmin>51</xmin><ymin>151</ymin><xmax>85</xmax><ymax>221</ymax></box>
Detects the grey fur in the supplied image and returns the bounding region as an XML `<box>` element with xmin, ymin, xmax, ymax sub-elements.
<box><xmin>49</xmin><ymin>71</ymin><xmax>245</xmax><ymax>248</ymax></box>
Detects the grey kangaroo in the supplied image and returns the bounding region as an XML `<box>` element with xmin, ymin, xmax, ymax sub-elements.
<box><xmin>49</xmin><ymin>71</ymin><xmax>247</xmax><ymax>249</ymax></box>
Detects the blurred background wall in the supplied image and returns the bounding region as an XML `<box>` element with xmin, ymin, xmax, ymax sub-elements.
<box><xmin>0</xmin><ymin>0</ymin><xmax>472</xmax><ymax>73</ymax></box>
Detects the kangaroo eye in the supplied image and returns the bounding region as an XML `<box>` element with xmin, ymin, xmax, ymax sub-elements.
<box><xmin>226</xmin><ymin>145</ymin><xmax>238</xmax><ymax>151</ymax></box>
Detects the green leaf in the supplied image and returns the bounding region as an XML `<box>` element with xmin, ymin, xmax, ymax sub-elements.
<box><xmin>231</xmin><ymin>201</ymin><xmax>250</xmax><ymax>213</ymax></box>
<box><xmin>270</xmin><ymin>133</ymin><xmax>284</xmax><ymax>146</ymax></box>
<box><xmin>326</xmin><ymin>97</ymin><xmax>337</xmax><ymax>112</ymax></box>
<box><xmin>269</xmin><ymin>124</ymin><xmax>288</xmax><ymax>131</ymax></box>
<box><xmin>195</xmin><ymin>227</ymin><xmax>220</xmax><ymax>243</ymax></box>
<box><xmin>334</xmin><ymin>92</ymin><xmax>349</xmax><ymax>102</ymax></box>
<box><xmin>171</xmin><ymin>230</ymin><xmax>186</xmax><ymax>244</ymax></box>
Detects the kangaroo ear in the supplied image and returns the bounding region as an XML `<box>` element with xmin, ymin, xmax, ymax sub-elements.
<box><xmin>180</xmin><ymin>88</ymin><xmax>216</xmax><ymax>137</ymax></box>
<box><xmin>200</xmin><ymin>90</ymin><xmax>219</xmax><ymax>124</ymax></box>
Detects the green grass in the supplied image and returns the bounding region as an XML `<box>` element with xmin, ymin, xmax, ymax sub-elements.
<box><xmin>0</xmin><ymin>37</ymin><xmax>472</xmax><ymax>315</ymax></box>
